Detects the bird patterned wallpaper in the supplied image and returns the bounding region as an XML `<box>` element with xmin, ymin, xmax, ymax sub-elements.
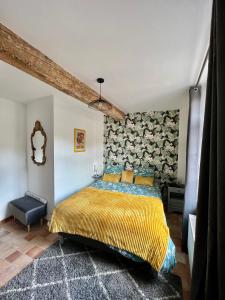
<box><xmin>104</xmin><ymin>111</ymin><xmax>179</xmax><ymax>184</ymax></box>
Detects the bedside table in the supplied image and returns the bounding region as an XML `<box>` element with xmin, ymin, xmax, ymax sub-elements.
<box><xmin>92</xmin><ymin>175</ymin><xmax>102</xmax><ymax>181</ymax></box>
<box><xmin>10</xmin><ymin>195</ymin><xmax>47</xmax><ymax>232</ymax></box>
<box><xmin>168</xmin><ymin>186</ymin><xmax>185</xmax><ymax>213</ymax></box>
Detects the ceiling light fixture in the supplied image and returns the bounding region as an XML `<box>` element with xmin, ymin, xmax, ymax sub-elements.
<box><xmin>88</xmin><ymin>78</ymin><xmax>112</xmax><ymax>113</ymax></box>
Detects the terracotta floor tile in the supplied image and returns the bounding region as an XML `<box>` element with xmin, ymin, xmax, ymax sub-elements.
<box><xmin>0</xmin><ymin>229</ymin><xmax>10</xmax><ymax>238</ymax></box>
<box><xmin>24</xmin><ymin>232</ymin><xmax>38</xmax><ymax>241</ymax></box>
<box><xmin>0</xmin><ymin>264</ymin><xmax>14</xmax><ymax>280</ymax></box>
<box><xmin>27</xmin><ymin>223</ymin><xmax>46</xmax><ymax>233</ymax></box>
<box><xmin>0</xmin><ymin>213</ymin><xmax>190</xmax><ymax>294</ymax></box>
<box><xmin>15</xmin><ymin>241</ymin><xmax>36</xmax><ymax>254</ymax></box>
<box><xmin>171</xmin><ymin>231</ymin><xmax>182</xmax><ymax>240</ymax></box>
<box><xmin>45</xmin><ymin>233</ymin><xmax>59</xmax><ymax>243</ymax></box>
<box><xmin>31</xmin><ymin>236</ymin><xmax>52</xmax><ymax>249</ymax></box>
<box><xmin>39</xmin><ymin>228</ymin><xmax>50</xmax><ymax>237</ymax></box>
<box><xmin>185</xmin><ymin>255</ymin><xmax>191</xmax><ymax>270</ymax></box>
<box><xmin>0</xmin><ymin>245</ymin><xmax>18</xmax><ymax>260</ymax></box>
<box><xmin>5</xmin><ymin>250</ymin><xmax>22</xmax><ymax>263</ymax></box>
<box><xmin>0</xmin><ymin>221</ymin><xmax>54</xmax><ymax>287</ymax></box>
<box><xmin>172</xmin><ymin>262</ymin><xmax>191</xmax><ymax>288</ymax></box>
<box><xmin>0</xmin><ymin>259</ymin><xmax>10</xmax><ymax>274</ymax></box>
<box><xmin>0</xmin><ymin>265</ymin><xmax>20</xmax><ymax>287</ymax></box>
<box><xmin>183</xmin><ymin>290</ymin><xmax>191</xmax><ymax>300</ymax></box>
<box><xmin>0</xmin><ymin>224</ymin><xmax>13</xmax><ymax>233</ymax></box>
<box><xmin>9</xmin><ymin>222</ymin><xmax>25</xmax><ymax>232</ymax></box>
<box><xmin>176</xmin><ymin>251</ymin><xmax>186</xmax><ymax>264</ymax></box>
<box><xmin>25</xmin><ymin>245</ymin><xmax>44</xmax><ymax>258</ymax></box>
<box><xmin>10</xmin><ymin>230</ymin><xmax>27</xmax><ymax>238</ymax></box>
<box><xmin>166</xmin><ymin>213</ymin><xmax>191</xmax><ymax>293</ymax></box>
<box><xmin>13</xmin><ymin>253</ymin><xmax>33</xmax><ymax>268</ymax></box>
<box><xmin>180</xmin><ymin>272</ymin><xmax>191</xmax><ymax>291</ymax></box>
<box><xmin>173</xmin><ymin>238</ymin><xmax>182</xmax><ymax>249</ymax></box>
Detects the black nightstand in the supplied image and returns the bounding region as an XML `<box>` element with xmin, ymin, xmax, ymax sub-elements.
<box><xmin>92</xmin><ymin>175</ymin><xmax>102</xmax><ymax>181</ymax></box>
<box><xmin>10</xmin><ymin>195</ymin><xmax>47</xmax><ymax>232</ymax></box>
<box><xmin>168</xmin><ymin>185</ymin><xmax>185</xmax><ymax>213</ymax></box>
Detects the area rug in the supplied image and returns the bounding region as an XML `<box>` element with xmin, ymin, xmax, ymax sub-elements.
<box><xmin>0</xmin><ymin>239</ymin><xmax>182</xmax><ymax>299</ymax></box>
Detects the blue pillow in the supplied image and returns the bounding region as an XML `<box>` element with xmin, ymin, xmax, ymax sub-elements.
<box><xmin>104</xmin><ymin>164</ymin><xmax>123</xmax><ymax>174</ymax></box>
<box><xmin>134</xmin><ymin>166</ymin><xmax>155</xmax><ymax>177</ymax></box>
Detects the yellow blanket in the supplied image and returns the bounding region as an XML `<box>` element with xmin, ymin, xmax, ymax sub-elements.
<box><xmin>49</xmin><ymin>187</ymin><xmax>169</xmax><ymax>271</ymax></box>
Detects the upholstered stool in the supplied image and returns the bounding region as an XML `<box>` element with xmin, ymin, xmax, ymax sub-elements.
<box><xmin>10</xmin><ymin>195</ymin><xmax>47</xmax><ymax>232</ymax></box>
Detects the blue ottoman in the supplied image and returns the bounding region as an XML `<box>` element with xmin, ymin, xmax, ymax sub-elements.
<box><xmin>10</xmin><ymin>195</ymin><xmax>47</xmax><ymax>232</ymax></box>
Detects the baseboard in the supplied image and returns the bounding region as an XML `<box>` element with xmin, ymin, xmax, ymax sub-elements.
<box><xmin>0</xmin><ymin>216</ymin><xmax>13</xmax><ymax>224</ymax></box>
<box><xmin>0</xmin><ymin>215</ymin><xmax>49</xmax><ymax>225</ymax></box>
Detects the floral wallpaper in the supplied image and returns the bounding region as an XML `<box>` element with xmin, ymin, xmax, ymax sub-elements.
<box><xmin>104</xmin><ymin>111</ymin><xmax>179</xmax><ymax>184</ymax></box>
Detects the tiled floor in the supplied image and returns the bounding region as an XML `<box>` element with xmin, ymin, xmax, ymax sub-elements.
<box><xmin>0</xmin><ymin>218</ymin><xmax>58</xmax><ymax>287</ymax></box>
<box><xmin>167</xmin><ymin>213</ymin><xmax>191</xmax><ymax>300</ymax></box>
<box><xmin>0</xmin><ymin>214</ymin><xmax>190</xmax><ymax>299</ymax></box>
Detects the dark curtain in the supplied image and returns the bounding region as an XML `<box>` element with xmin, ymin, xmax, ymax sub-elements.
<box><xmin>191</xmin><ymin>1</ymin><xmax>225</xmax><ymax>299</ymax></box>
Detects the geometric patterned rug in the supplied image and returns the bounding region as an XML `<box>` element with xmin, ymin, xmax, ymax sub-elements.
<box><xmin>0</xmin><ymin>239</ymin><xmax>182</xmax><ymax>299</ymax></box>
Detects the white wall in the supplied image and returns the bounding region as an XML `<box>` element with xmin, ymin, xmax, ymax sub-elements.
<box><xmin>0</xmin><ymin>91</ymin><xmax>188</xmax><ymax>220</ymax></box>
<box><xmin>26</xmin><ymin>96</ymin><xmax>54</xmax><ymax>215</ymax></box>
<box><xmin>54</xmin><ymin>96</ymin><xmax>104</xmax><ymax>204</ymax></box>
<box><xmin>26</xmin><ymin>94</ymin><xmax>104</xmax><ymax>215</ymax></box>
<box><xmin>0</xmin><ymin>98</ymin><xmax>27</xmax><ymax>220</ymax></box>
<box><xmin>177</xmin><ymin>92</ymin><xmax>189</xmax><ymax>184</ymax></box>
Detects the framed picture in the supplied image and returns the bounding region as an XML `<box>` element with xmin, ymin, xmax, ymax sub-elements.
<box><xmin>74</xmin><ymin>128</ymin><xmax>86</xmax><ymax>152</ymax></box>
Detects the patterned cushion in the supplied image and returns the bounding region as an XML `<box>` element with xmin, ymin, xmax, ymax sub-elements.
<box><xmin>103</xmin><ymin>173</ymin><xmax>121</xmax><ymax>183</ymax></box>
<box><xmin>134</xmin><ymin>176</ymin><xmax>154</xmax><ymax>186</ymax></box>
<box><xmin>121</xmin><ymin>170</ymin><xmax>134</xmax><ymax>184</ymax></box>
<box><xmin>104</xmin><ymin>164</ymin><xmax>123</xmax><ymax>174</ymax></box>
<box><xmin>91</xmin><ymin>180</ymin><xmax>161</xmax><ymax>198</ymax></box>
<box><xmin>134</xmin><ymin>166</ymin><xmax>155</xmax><ymax>177</ymax></box>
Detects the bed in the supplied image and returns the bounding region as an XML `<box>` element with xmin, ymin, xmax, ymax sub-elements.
<box><xmin>49</xmin><ymin>178</ymin><xmax>176</xmax><ymax>273</ymax></box>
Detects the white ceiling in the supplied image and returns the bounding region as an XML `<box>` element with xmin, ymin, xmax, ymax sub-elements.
<box><xmin>0</xmin><ymin>0</ymin><xmax>212</xmax><ymax>112</ymax></box>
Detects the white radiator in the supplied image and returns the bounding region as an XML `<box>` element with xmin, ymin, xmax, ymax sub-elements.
<box><xmin>25</xmin><ymin>191</ymin><xmax>47</xmax><ymax>204</ymax></box>
<box><xmin>188</xmin><ymin>214</ymin><xmax>196</xmax><ymax>275</ymax></box>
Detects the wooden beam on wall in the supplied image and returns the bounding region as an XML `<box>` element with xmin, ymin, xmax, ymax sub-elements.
<box><xmin>0</xmin><ymin>23</ymin><xmax>125</xmax><ymax>120</ymax></box>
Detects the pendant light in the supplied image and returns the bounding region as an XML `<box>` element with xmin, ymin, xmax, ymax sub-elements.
<box><xmin>88</xmin><ymin>78</ymin><xmax>112</xmax><ymax>112</ymax></box>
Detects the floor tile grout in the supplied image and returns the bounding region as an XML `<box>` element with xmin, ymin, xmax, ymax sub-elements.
<box><xmin>0</xmin><ymin>214</ymin><xmax>190</xmax><ymax>299</ymax></box>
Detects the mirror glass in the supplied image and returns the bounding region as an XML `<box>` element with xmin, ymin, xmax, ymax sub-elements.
<box><xmin>31</xmin><ymin>121</ymin><xmax>47</xmax><ymax>166</ymax></box>
<box><xmin>33</xmin><ymin>131</ymin><xmax>45</xmax><ymax>163</ymax></box>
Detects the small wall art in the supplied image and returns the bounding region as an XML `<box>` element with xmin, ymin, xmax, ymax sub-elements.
<box><xmin>74</xmin><ymin>128</ymin><xmax>86</xmax><ymax>152</ymax></box>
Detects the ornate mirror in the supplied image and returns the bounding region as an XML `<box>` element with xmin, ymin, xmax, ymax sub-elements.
<box><xmin>31</xmin><ymin>121</ymin><xmax>47</xmax><ymax>166</ymax></box>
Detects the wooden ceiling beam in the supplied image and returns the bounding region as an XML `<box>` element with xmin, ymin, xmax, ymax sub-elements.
<box><xmin>0</xmin><ymin>23</ymin><xmax>125</xmax><ymax>120</ymax></box>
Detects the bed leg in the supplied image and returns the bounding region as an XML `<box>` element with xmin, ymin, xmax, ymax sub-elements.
<box><xmin>59</xmin><ymin>236</ymin><xmax>64</xmax><ymax>245</ymax></box>
<box><xmin>151</xmin><ymin>269</ymin><xmax>158</xmax><ymax>280</ymax></box>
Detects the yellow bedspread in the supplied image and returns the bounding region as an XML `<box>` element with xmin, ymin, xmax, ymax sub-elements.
<box><xmin>49</xmin><ymin>187</ymin><xmax>169</xmax><ymax>271</ymax></box>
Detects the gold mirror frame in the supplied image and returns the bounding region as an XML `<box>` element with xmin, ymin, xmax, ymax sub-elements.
<box><xmin>31</xmin><ymin>121</ymin><xmax>47</xmax><ymax>166</ymax></box>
